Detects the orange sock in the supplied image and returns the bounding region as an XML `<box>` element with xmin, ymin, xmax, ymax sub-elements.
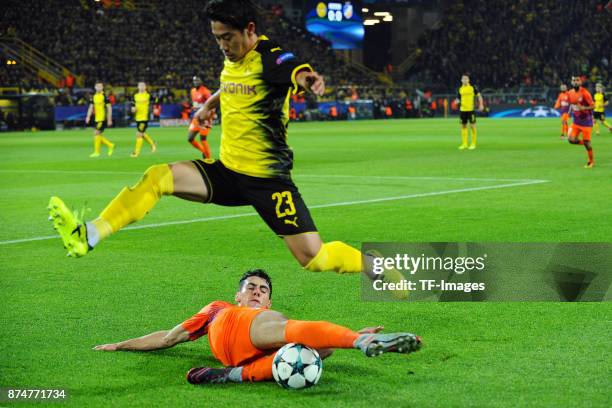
<box><xmin>285</xmin><ymin>320</ymin><xmax>359</xmax><ymax>349</ymax></box>
<box><xmin>189</xmin><ymin>139</ymin><xmax>207</xmax><ymax>154</ymax></box>
<box><xmin>241</xmin><ymin>354</ymin><xmax>275</xmax><ymax>382</ymax></box>
<box><xmin>201</xmin><ymin>140</ymin><xmax>211</xmax><ymax>159</ymax></box>
<box><xmin>587</xmin><ymin>149</ymin><xmax>593</xmax><ymax>163</ymax></box>
<box><xmin>562</xmin><ymin>123</ymin><xmax>567</xmax><ymax>135</ymax></box>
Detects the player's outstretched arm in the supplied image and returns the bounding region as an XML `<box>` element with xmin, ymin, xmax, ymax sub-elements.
<box><xmin>107</xmin><ymin>104</ymin><xmax>113</xmax><ymax>126</ymax></box>
<box><xmin>93</xmin><ymin>324</ymin><xmax>190</xmax><ymax>352</ymax></box>
<box><xmin>85</xmin><ymin>104</ymin><xmax>93</xmax><ymax>124</ymax></box>
<box><xmin>195</xmin><ymin>90</ymin><xmax>220</xmax><ymax>128</ymax></box>
<box><xmin>296</xmin><ymin>70</ymin><xmax>325</xmax><ymax>96</ymax></box>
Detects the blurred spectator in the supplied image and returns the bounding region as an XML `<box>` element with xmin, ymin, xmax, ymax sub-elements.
<box><xmin>408</xmin><ymin>0</ymin><xmax>611</xmax><ymax>90</ymax></box>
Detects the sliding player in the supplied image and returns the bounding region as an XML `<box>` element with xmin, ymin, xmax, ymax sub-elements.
<box><xmin>130</xmin><ymin>81</ymin><xmax>157</xmax><ymax>158</ymax></box>
<box><xmin>85</xmin><ymin>81</ymin><xmax>114</xmax><ymax>158</ymax></box>
<box><xmin>188</xmin><ymin>76</ymin><xmax>212</xmax><ymax>158</ymax></box>
<box><xmin>593</xmin><ymin>82</ymin><xmax>611</xmax><ymax>135</ymax></box>
<box><xmin>567</xmin><ymin>76</ymin><xmax>595</xmax><ymax>168</ymax></box>
<box><xmin>554</xmin><ymin>83</ymin><xmax>570</xmax><ymax>139</ymax></box>
<box><xmin>456</xmin><ymin>74</ymin><xmax>484</xmax><ymax>150</ymax></box>
<box><xmin>94</xmin><ymin>270</ymin><xmax>422</xmax><ymax>384</ymax></box>
<box><xmin>47</xmin><ymin>0</ymin><xmax>407</xmax><ymax>294</ymax></box>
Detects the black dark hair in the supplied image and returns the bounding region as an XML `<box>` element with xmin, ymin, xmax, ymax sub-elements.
<box><xmin>239</xmin><ymin>269</ymin><xmax>272</xmax><ymax>298</ymax></box>
<box><xmin>204</xmin><ymin>0</ymin><xmax>259</xmax><ymax>31</ymax></box>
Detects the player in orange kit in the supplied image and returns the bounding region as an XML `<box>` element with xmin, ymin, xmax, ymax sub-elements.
<box><xmin>93</xmin><ymin>270</ymin><xmax>422</xmax><ymax>384</ymax></box>
<box><xmin>554</xmin><ymin>83</ymin><xmax>570</xmax><ymax>139</ymax></box>
<box><xmin>188</xmin><ymin>76</ymin><xmax>212</xmax><ymax>158</ymax></box>
<box><xmin>567</xmin><ymin>76</ymin><xmax>595</xmax><ymax>168</ymax></box>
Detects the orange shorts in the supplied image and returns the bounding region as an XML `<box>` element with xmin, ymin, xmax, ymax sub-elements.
<box><xmin>208</xmin><ymin>307</ymin><xmax>267</xmax><ymax>367</ymax></box>
<box><xmin>189</xmin><ymin>117</ymin><xmax>210</xmax><ymax>136</ymax></box>
<box><xmin>561</xmin><ymin>113</ymin><xmax>569</xmax><ymax>122</ymax></box>
<box><xmin>568</xmin><ymin>124</ymin><xmax>592</xmax><ymax>141</ymax></box>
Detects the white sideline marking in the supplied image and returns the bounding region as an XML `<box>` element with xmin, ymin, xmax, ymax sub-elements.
<box><xmin>0</xmin><ymin>169</ymin><xmax>544</xmax><ymax>183</ymax></box>
<box><xmin>0</xmin><ymin>179</ymin><xmax>548</xmax><ymax>246</ymax></box>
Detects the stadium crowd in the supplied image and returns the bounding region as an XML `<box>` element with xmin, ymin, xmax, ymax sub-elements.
<box><xmin>1</xmin><ymin>0</ymin><xmax>609</xmax><ymax>118</ymax></box>
<box><xmin>409</xmin><ymin>0</ymin><xmax>611</xmax><ymax>90</ymax></box>
<box><xmin>0</xmin><ymin>0</ymin><xmax>371</xmax><ymax>93</ymax></box>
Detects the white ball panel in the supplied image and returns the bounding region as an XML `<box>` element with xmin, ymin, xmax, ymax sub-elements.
<box><xmin>282</xmin><ymin>346</ymin><xmax>300</xmax><ymax>364</ymax></box>
<box><xmin>276</xmin><ymin>362</ymin><xmax>294</xmax><ymax>380</ymax></box>
<box><xmin>287</xmin><ymin>373</ymin><xmax>306</xmax><ymax>389</ymax></box>
<box><xmin>300</xmin><ymin>348</ymin><xmax>318</xmax><ymax>365</ymax></box>
<box><xmin>303</xmin><ymin>364</ymin><xmax>320</xmax><ymax>382</ymax></box>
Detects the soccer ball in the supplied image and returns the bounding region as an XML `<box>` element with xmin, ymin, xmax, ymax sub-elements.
<box><xmin>272</xmin><ymin>343</ymin><xmax>323</xmax><ymax>389</ymax></box>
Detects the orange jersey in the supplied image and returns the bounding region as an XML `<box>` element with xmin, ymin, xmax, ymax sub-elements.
<box><xmin>568</xmin><ymin>87</ymin><xmax>594</xmax><ymax>127</ymax></box>
<box><xmin>554</xmin><ymin>91</ymin><xmax>570</xmax><ymax>114</ymax></box>
<box><xmin>191</xmin><ymin>85</ymin><xmax>211</xmax><ymax>110</ymax></box>
<box><xmin>181</xmin><ymin>301</ymin><xmax>267</xmax><ymax>367</ymax></box>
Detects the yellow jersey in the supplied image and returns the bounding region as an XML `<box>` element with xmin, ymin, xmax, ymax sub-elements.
<box><xmin>91</xmin><ymin>92</ymin><xmax>109</xmax><ymax>122</ymax></box>
<box><xmin>458</xmin><ymin>84</ymin><xmax>480</xmax><ymax>112</ymax></box>
<box><xmin>133</xmin><ymin>92</ymin><xmax>151</xmax><ymax>122</ymax></box>
<box><xmin>218</xmin><ymin>35</ymin><xmax>312</xmax><ymax>179</ymax></box>
<box><xmin>593</xmin><ymin>92</ymin><xmax>607</xmax><ymax>113</ymax></box>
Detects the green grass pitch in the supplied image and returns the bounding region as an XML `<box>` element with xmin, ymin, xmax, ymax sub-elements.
<box><xmin>0</xmin><ymin>118</ymin><xmax>610</xmax><ymax>407</ymax></box>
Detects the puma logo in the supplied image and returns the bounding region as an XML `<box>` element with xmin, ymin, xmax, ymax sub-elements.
<box><xmin>284</xmin><ymin>217</ymin><xmax>299</xmax><ymax>227</ymax></box>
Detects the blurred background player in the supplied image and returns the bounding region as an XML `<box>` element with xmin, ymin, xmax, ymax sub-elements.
<box><xmin>85</xmin><ymin>81</ymin><xmax>114</xmax><ymax>158</ymax></box>
<box><xmin>554</xmin><ymin>83</ymin><xmax>570</xmax><ymax>139</ymax></box>
<box><xmin>593</xmin><ymin>82</ymin><xmax>611</xmax><ymax>135</ymax></box>
<box><xmin>567</xmin><ymin>76</ymin><xmax>595</xmax><ymax>168</ymax></box>
<box><xmin>130</xmin><ymin>81</ymin><xmax>157</xmax><ymax>158</ymax></box>
<box><xmin>456</xmin><ymin>74</ymin><xmax>484</xmax><ymax>150</ymax></box>
<box><xmin>188</xmin><ymin>76</ymin><xmax>212</xmax><ymax>158</ymax></box>
<box><xmin>152</xmin><ymin>93</ymin><xmax>161</xmax><ymax>121</ymax></box>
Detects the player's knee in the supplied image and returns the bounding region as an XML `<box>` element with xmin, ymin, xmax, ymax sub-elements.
<box><xmin>298</xmin><ymin>245</ymin><xmax>323</xmax><ymax>267</ymax></box>
<box><xmin>140</xmin><ymin>164</ymin><xmax>174</xmax><ymax>196</ymax></box>
<box><xmin>187</xmin><ymin>132</ymin><xmax>196</xmax><ymax>142</ymax></box>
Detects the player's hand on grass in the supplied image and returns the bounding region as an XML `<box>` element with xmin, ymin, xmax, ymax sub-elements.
<box><xmin>93</xmin><ymin>343</ymin><xmax>119</xmax><ymax>351</ymax></box>
<box><xmin>358</xmin><ymin>325</ymin><xmax>384</xmax><ymax>334</ymax></box>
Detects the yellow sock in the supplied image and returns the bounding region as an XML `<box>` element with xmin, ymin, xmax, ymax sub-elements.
<box><xmin>99</xmin><ymin>134</ymin><xmax>113</xmax><ymax>147</ymax></box>
<box><xmin>305</xmin><ymin>241</ymin><xmax>361</xmax><ymax>273</ymax></box>
<box><xmin>95</xmin><ymin>164</ymin><xmax>174</xmax><ymax>237</ymax></box>
<box><xmin>133</xmin><ymin>137</ymin><xmax>144</xmax><ymax>155</ymax></box>
<box><xmin>603</xmin><ymin>120</ymin><xmax>612</xmax><ymax>130</ymax></box>
<box><xmin>471</xmin><ymin>127</ymin><xmax>477</xmax><ymax>146</ymax></box>
<box><xmin>594</xmin><ymin>121</ymin><xmax>600</xmax><ymax>133</ymax></box>
<box><xmin>142</xmin><ymin>133</ymin><xmax>154</xmax><ymax>146</ymax></box>
<box><xmin>461</xmin><ymin>128</ymin><xmax>468</xmax><ymax>146</ymax></box>
<box><xmin>94</xmin><ymin>135</ymin><xmax>102</xmax><ymax>153</ymax></box>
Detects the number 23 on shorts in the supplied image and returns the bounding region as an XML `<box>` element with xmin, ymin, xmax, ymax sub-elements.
<box><xmin>271</xmin><ymin>191</ymin><xmax>296</xmax><ymax>218</ymax></box>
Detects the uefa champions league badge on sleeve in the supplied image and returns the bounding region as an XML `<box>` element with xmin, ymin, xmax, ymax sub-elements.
<box><xmin>361</xmin><ymin>243</ymin><xmax>612</xmax><ymax>302</ymax></box>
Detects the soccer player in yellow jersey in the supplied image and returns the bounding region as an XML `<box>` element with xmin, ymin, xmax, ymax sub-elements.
<box><xmin>456</xmin><ymin>74</ymin><xmax>484</xmax><ymax>150</ymax></box>
<box><xmin>130</xmin><ymin>81</ymin><xmax>157</xmax><ymax>158</ymax></box>
<box><xmin>47</xmin><ymin>0</ymin><xmax>404</xmax><ymax>294</ymax></box>
<box><xmin>593</xmin><ymin>82</ymin><xmax>611</xmax><ymax>135</ymax></box>
<box><xmin>85</xmin><ymin>81</ymin><xmax>114</xmax><ymax>158</ymax></box>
